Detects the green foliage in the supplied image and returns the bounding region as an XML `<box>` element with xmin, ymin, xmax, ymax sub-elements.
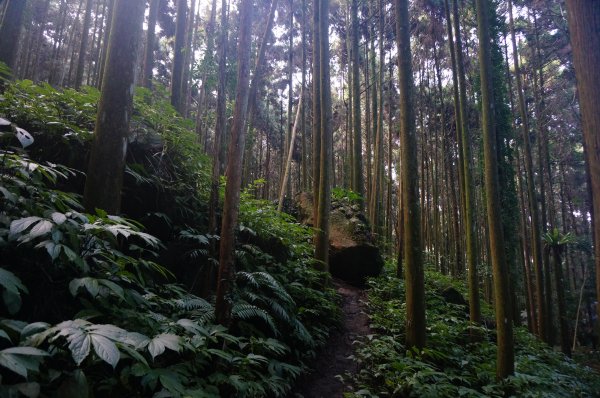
<box><xmin>348</xmin><ymin>269</ymin><xmax>600</xmax><ymax>397</ymax></box>
<box><xmin>0</xmin><ymin>81</ymin><xmax>340</xmax><ymax>396</ymax></box>
<box><xmin>239</xmin><ymin>184</ymin><xmax>314</xmax><ymax>260</ymax></box>
<box><xmin>332</xmin><ymin>187</ymin><xmax>363</xmax><ymax>204</ymax></box>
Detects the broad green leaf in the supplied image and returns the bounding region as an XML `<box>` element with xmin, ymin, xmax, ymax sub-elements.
<box><xmin>0</xmin><ymin>268</ymin><xmax>28</xmax><ymax>295</ymax></box>
<box><xmin>21</xmin><ymin>322</ymin><xmax>50</xmax><ymax>339</ymax></box>
<box><xmin>2</xmin><ymin>347</ymin><xmax>48</xmax><ymax>356</ymax></box>
<box><xmin>159</xmin><ymin>373</ymin><xmax>185</xmax><ymax>394</ymax></box>
<box><xmin>0</xmin><ymin>186</ymin><xmax>17</xmax><ymax>203</ymax></box>
<box><xmin>0</xmin><ymin>269</ymin><xmax>27</xmax><ymax>314</ymax></box>
<box><xmin>35</xmin><ymin>240</ymin><xmax>62</xmax><ymax>260</ymax></box>
<box><xmin>91</xmin><ymin>334</ymin><xmax>119</xmax><ymax>368</ymax></box>
<box><xmin>9</xmin><ymin>217</ymin><xmax>41</xmax><ymax>237</ymax></box>
<box><xmin>51</xmin><ymin>212</ymin><xmax>67</xmax><ymax>225</ymax></box>
<box><xmin>148</xmin><ymin>334</ymin><xmax>180</xmax><ymax>360</ymax></box>
<box><xmin>87</xmin><ymin>324</ymin><xmax>126</xmax><ymax>340</ymax></box>
<box><xmin>98</xmin><ymin>279</ymin><xmax>124</xmax><ymax>299</ymax></box>
<box><xmin>123</xmin><ymin>332</ymin><xmax>150</xmax><ymax>349</ymax></box>
<box><xmin>0</xmin><ymin>347</ymin><xmax>47</xmax><ymax>378</ymax></box>
<box><xmin>117</xmin><ymin>343</ymin><xmax>148</xmax><ymax>366</ymax></box>
<box><xmin>69</xmin><ymin>278</ymin><xmax>99</xmax><ymax>298</ymax></box>
<box><xmin>0</xmin><ymin>329</ymin><xmax>11</xmax><ymax>342</ymax></box>
<box><xmin>66</xmin><ymin>329</ymin><xmax>91</xmax><ymax>366</ymax></box>
<box><xmin>0</xmin><ymin>352</ymin><xmax>27</xmax><ymax>377</ymax></box>
<box><xmin>28</xmin><ymin>220</ymin><xmax>53</xmax><ymax>239</ymax></box>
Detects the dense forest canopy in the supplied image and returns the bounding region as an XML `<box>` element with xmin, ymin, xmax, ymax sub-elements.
<box><xmin>0</xmin><ymin>0</ymin><xmax>599</xmax><ymax>396</ymax></box>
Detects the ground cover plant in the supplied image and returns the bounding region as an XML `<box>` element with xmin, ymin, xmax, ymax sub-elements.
<box><xmin>348</xmin><ymin>264</ymin><xmax>600</xmax><ymax>397</ymax></box>
<box><xmin>0</xmin><ymin>81</ymin><xmax>340</xmax><ymax>397</ymax></box>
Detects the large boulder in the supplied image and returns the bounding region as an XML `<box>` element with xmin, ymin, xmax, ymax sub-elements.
<box><xmin>296</xmin><ymin>192</ymin><xmax>383</xmax><ymax>285</ymax></box>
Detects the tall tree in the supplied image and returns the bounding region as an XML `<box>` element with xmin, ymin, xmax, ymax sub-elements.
<box><xmin>97</xmin><ymin>0</ymin><xmax>115</xmax><ymax>89</ymax></box>
<box><xmin>565</xmin><ymin>0</ymin><xmax>600</xmax><ymax>328</ymax></box>
<box><xmin>0</xmin><ymin>0</ymin><xmax>27</xmax><ymax>71</ymax></box>
<box><xmin>475</xmin><ymin>0</ymin><xmax>514</xmax><ymax>379</ymax></box>
<box><xmin>311</xmin><ymin>0</ymin><xmax>321</xmax><ymax>224</ymax></box>
<box><xmin>350</xmin><ymin>0</ymin><xmax>363</xmax><ymax>202</ymax></box>
<box><xmin>83</xmin><ymin>0</ymin><xmax>145</xmax><ymax>214</ymax></box>
<box><xmin>142</xmin><ymin>0</ymin><xmax>159</xmax><ymax>88</ymax></box>
<box><xmin>508</xmin><ymin>0</ymin><xmax>546</xmax><ymax>340</ymax></box>
<box><xmin>75</xmin><ymin>0</ymin><xmax>94</xmax><ymax>89</ymax></box>
<box><xmin>170</xmin><ymin>0</ymin><xmax>187</xmax><ymax>113</ymax></box>
<box><xmin>314</xmin><ymin>0</ymin><xmax>332</xmax><ymax>269</ymax></box>
<box><xmin>395</xmin><ymin>0</ymin><xmax>425</xmax><ymax>350</ymax></box>
<box><xmin>214</xmin><ymin>0</ymin><xmax>253</xmax><ymax>326</ymax></box>
<box><xmin>450</xmin><ymin>0</ymin><xmax>480</xmax><ymax>325</ymax></box>
<box><xmin>206</xmin><ymin>0</ymin><xmax>229</xmax><ymax>297</ymax></box>
<box><xmin>194</xmin><ymin>0</ymin><xmax>219</xmax><ymax>142</ymax></box>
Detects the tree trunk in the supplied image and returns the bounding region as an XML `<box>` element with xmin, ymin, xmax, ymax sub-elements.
<box><xmin>278</xmin><ymin>91</ymin><xmax>303</xmax><ymax>212</ymax></box>
<box><xmin>350</xmin><ymin>0</ymin><xmax>363</xmax><ymax>204</ymax></box>
<box><xmin>508</xmin><ymin>0</ymin><xmax>546</xmax><ymax>342</ymax></box>
<box><xmin>206</xmin><ymin>0</ymin><xmax>228</xmax><ymax>295</ymax></box>
<box><xmin>0</xmin><ymin>0</ymin><xmax>27</xmax><ymax>71</ymax></box>
<box><xmin>142</xmin><ymin>0</ymin><xmax>159</xmax><ymax>88</ymax></box>
<box><xmin>170</xmin><ymin>0</ymin><xmax>187</xmax><ymax>113</ymax></box>
<box><xmin>451</xmin><ymin>0</ymin><xmax>480</xmax><ymax>324</ymax></box>
<box><xmin>75</xmin><ymin>0</ymin><xmax>93</xmax><ymax>89</ymax></box>
<box><xmin>242</xmin><ymin>0</ymin><xmax>279</xmax><ymax>184</ymax></box>
<box><xmin>312</xmin><ymin>0</ymin><xmax>321</xmax><ymax>224</ymax></box>
<box><xmin>301</xmin><ymin>0</ymin><xmax>308</xmax><ymax>191</ymax></box>
<box><xmin>194</xmin><ymin>0</ymin><xmax>219</xmax><ymax>143</ymax></box>
<box><xmin>83</xmin><ymin>0</ymin><xmax>145</xmax><ymax>214</ymax></box>
<box><xmin>215</xmin><ymin>0</ymin><xmax>253</xmax><ymax>326</ymax></box>
<box><xmin>182</xmin><ymin>0</ymin><xmax>197</xmax><ymax>116</ymax></box>
<box><xmin>565</xmin><ymin>0</ymin><xmax>600</xmax><ymax>328</ymax></box>
<box><xmin>552</xmin><ymin>245</ymin><xmax>571</xmax><ymax>357</ymax></box>
<box><xmin>395</xmin><ymin>0</ymin><xmax>425</xmax><ymax>350</ymax></box>
<box><xmin>475</xmin><ymin>0</ymin><xmax>514</xmax><ymax>379</ymax></box>
<box><xmin>314</xmin><ymin>0</ymin><xmax>332</xmax><ymax>270</ymax></box>
<box><xmin>97</xmin><ymin>0</ymin><xmax>115</xmax><ymax>89</ymax></box>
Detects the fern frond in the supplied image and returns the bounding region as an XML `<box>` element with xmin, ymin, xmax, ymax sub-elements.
<box><xmin>292</xmin><ymin>318</ymin><xmax>314</xmax><ymax>346</ymax></box>
<box><xmin>268</xmin><ymin>300</ymin><xmax>291</xmax><ymax>323</ymax></box>
<box><xmin>254</xmin><ymin>272</ymin><xmax>294</xmax><ymax>305</ymax></box>
<box><xmin>236</xmin><ymin>271</ymin><xmax>260</xmax><ymax>289</ymax></box>
<box><xmin>231</xmin><ymin>303</ymin><xmax>279</xmax><ymax>336</ymax></box>
<box><xmin>174</xmin><ymin>297</ymin><xmax>212</xmax><ymax>311</ymax></box>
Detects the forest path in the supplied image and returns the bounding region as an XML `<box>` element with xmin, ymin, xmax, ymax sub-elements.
<box><xmin>294</xmin><ymin>279</ymin><xmax>370</xmax><ymax>398</ymax></box>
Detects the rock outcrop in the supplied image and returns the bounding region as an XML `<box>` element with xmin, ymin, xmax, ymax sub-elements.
<box><xmin>296</xmin><ymin>192</ymin><xmax>383</xmax><ymax>285</ymax></box>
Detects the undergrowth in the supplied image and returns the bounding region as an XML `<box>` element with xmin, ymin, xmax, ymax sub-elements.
<box><xmin>0</xmin><ymin>81</ymin><xmax>340</xmax><ymax>397</ymax></box>
<box><xmin>348</xmin><ymin>264</ymin><xmax>600</xmax><ymax>397</ymax></box>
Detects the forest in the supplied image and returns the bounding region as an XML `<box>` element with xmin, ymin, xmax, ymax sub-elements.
<box><xmin>0</xmin><ymin>0</ymin><xmax>599</xmax><ymax>396</ymax></box>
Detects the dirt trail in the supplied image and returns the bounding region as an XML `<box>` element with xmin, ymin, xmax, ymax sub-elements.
<box><xmin>294</xmin><ymin>279</ymin><xmax>370</xmax><ymax>398</ymax></box>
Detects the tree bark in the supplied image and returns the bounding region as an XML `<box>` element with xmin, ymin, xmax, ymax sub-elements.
<box><xmin>449</xmin><ymin>0</ymin><xmax>480</xmax><ymax>323</ymax></box>
<box><xmin>475</xmin><ymin>0</ymin><xmax>514</xmax><ymax>379</ymax></box>
<box><xmin>0</xmin><ymin>0</ymin><xmax>27</xmax><ymax>71</ymax></box>
<box><xmin>551</xmin><ymin>244</ymin><xmax>571</xmax><ymax>357</ymax></box>
<box><xmin>508</xmin><ymin>0</ymin><xmax>546</xmax><ymax>341</ymax></box>
<box><xmin>565</xmin><ymin>0</ymin><xmax>600</xmax><ymax>328</ymax></box>
<box><xmin>314</xmin><ymin>0</ymin><xmax>332</xmax><ymax>270</ymax></box>
<box><xmin>83</xmin><ymin>0</ymin><xmax>145</xmax><ymax>214</ymax></box>
<box><xmin>142</xmin><ymin>0</ymin><xmax>159</xmax><ymax>88</ymax></box>
<box><xmin>170</xmin><ymin>0</ymin><xmax>187</xmax><ymax>113</ymax></box>
<box><xmin>206</xmin><ymin>0</ymin><xmax>229</xmax><ymax>296</ymax></box>
<box><xmin>75</xmin><ymin>0</ymin><xmax>93</xmax><ymax>89</ymax></box>
<box><xmin>350</xmin><ymin>0</ymin><xmax>363</xmax><ymax>203</ymax></box>
<box><xmin>395</xmin><ymin>0</ymin><xmax>425</xmax><ymax>350</ymax></box>
<box><xmin>215</xmin><ymin>0</ymin><xmax>253</xmax><ymax>326</ymax></box>
<box><xmin>97</xmin><ymin>0</ymin><xmax>115</xmax><ymax>89</ymax></box>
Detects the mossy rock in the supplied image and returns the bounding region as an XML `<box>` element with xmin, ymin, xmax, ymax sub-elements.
<box><xmin>296</xmin><ymin>192</ymin><xmax>383</xmax><ymax>285</ymax></box>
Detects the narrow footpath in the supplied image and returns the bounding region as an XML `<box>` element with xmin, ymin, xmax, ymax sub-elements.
<box><xmin>294</xmin><ymin>279</ymin><xmax>370</xmax><ymax>398</ymax></box>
